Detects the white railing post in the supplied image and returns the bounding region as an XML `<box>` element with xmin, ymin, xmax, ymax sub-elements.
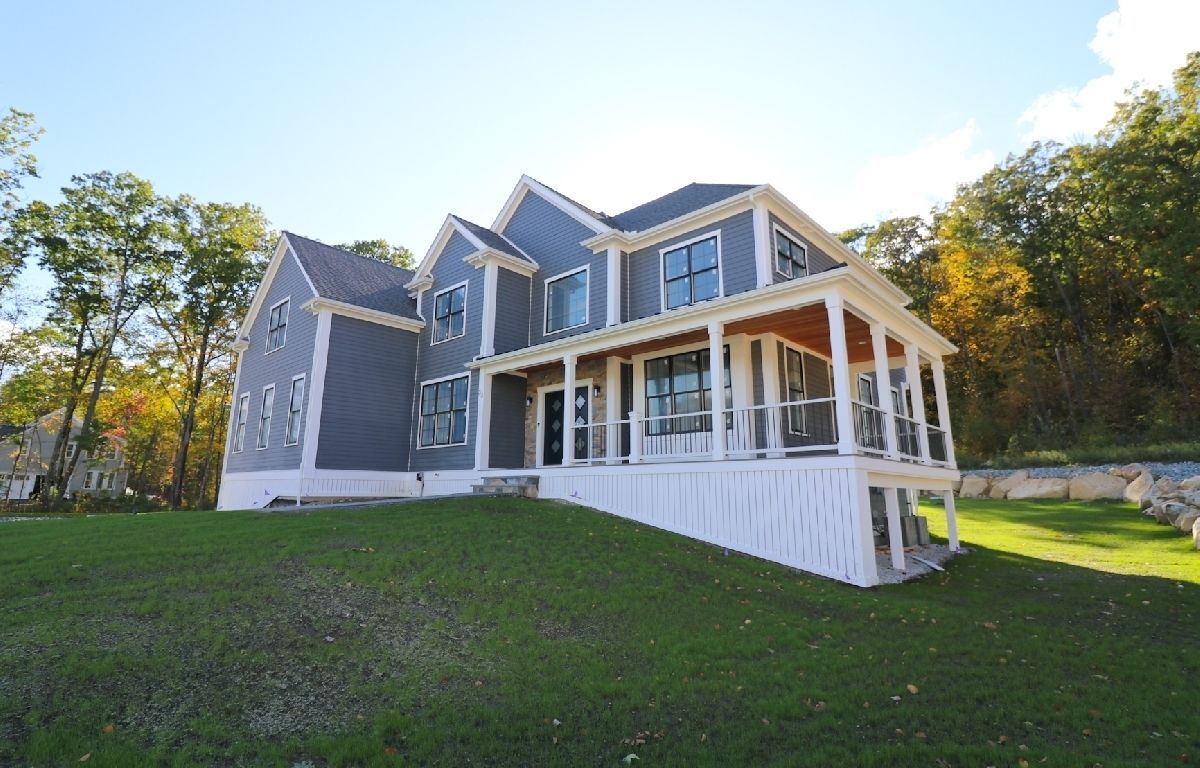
<box><xmin>930</xmin><ymin>357</ymin><xmax>957</xmax><ymax>468</ymax></box>
<box><xmin>825</xmin><ymin>296</ymin><xmax>857</xmax><ymax>455</ymax></box>
<box><xmin>870</xmin><ymin>323</ymin><xmax>899</xmax><ymax>460</ymax></box>
<box><xmin>628</xmin><ymin>410</ymin><xmax>642</xmax><ymax>463</ymax></box>
<box><xmin>904</xmin><ymin>343</ymin><xmax>931</xmax><ymax>465</ymax></box>
<box><xmin>563</xmin><ymin>353</ymin><xmax>577</xmax><ymax>466</ymax></box>
<box><xmin>708</xmin><ymin>320</ymin><xmax>726</xmax><ymax>461</ymax></box>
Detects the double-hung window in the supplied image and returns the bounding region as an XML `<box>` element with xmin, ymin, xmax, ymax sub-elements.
<box><xmin>784</xmin><ymin>348</ymin><xmax>807</xmax><ymax>434</ymax></box>
<box><xmin>233</xmin><ymin>394</ymin><xmax>249</xmax><ymax>452</ymax></box>
<box><xmin>662</xmin><ymin>235</ymin><xmax>719</xmax><ymax>310</ymax></box>
<box><xmin>267</xmin><ymin>299</ymin><xmax>289</xmax><ymax>352</ymax></box>
<box><xmin>284</xmin><ymin>376</ymin><xmax>305</xmax><ymax>446</ymax></box>
<box><xmin>418</xmin><ymin>376</ymin><xmax>469</xmax><ymax>447</ymax></box>
<box><xmin>644</xmin><ymin>347</ymin><xmax>731</xmax><ymax>435</ymax></box>
<box><xmin>257</xmin><ymin>385</ymin><xmax>275</xmax><ymax>449</ymax></box>
<box><xmin>432</xmin><ymin>284</ymin><xmax>466</xmax><ymax>343</ymax></box>
<box><xmin>545</xmin><ymin>267</ymin><xmax>588</xmax><ymax>334</ymax></box>
<box><xmin>774</xmin><ymin>229</ymin><xmax>808</xmax><ymax>279</ymax></box>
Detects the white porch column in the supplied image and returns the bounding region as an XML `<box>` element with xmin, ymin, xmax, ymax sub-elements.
<box><xmin>563</xmin><ymin>353</ymin><xmax>577</xmax><ymax>466</ymax></box>
<box><xmin>605</xmin><ymin>245</ymin><xmax>621</xmax><ymax>327</ymax></box>
<box><xmin>930</xmin><ymin>357</ymin><xmax>957</xmax><ymax>467</ymax></box>
<box><xmin>884</xmin><ymin>487</ymin><xmax>905</xmax><ymax>571</ymax></box>
<box><xmin>944</xmin><ymin>490</ymin><xmax>960</xmax><ymax>551</ymax></box>
<box><xmin>473</xmin><ymin>372</ymin><xmax>493</xmax><ymax>471</ymax></box>
<box><xmin>825</xmin><ymin>296</ymin><xmax>857</xmax><ymax>455</ymax></box>
<box><xmin>480</xmin><ymin>261</ymin><xmax>498</xmax><ymax>357</ymax></box>
<box><xmin>708</xmin><ymin>320</ymin><xmax>726</xmax><ymax>460</ymax></box>
<box><xmin>752</xmin><ymin>199</ymin><xmax>772</xmax><ymax>288</ymax></box>
<box><xmin>870</xmin><ymin>323</ymin><xmax>899</xmax><ymax>459</ymax></box>
<box><xmin>758</xmin><ymin>335</ymin><xmax>784</xmax><ymax>456</ymax></box>
<box><xmin>904</xmin><ymin>343</ymin><xmax>931</xmax><ymax>464</ymax></box>
<box><xmin>605</xmin><ymin>356</ymin><xmax>620</xmax><ymax>463</ymax></box>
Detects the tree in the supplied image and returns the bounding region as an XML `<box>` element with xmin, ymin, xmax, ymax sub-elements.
<box><xmin>336</xmin><ymin>238</ymin><xmax>415</xmax><ymax>268</ymax></box>
<box><xmin>839</xmin><ymin>216</ymin><xmax>939</xmax><ymax>320</ymax></box>
<box><xmin>152</xmin><ymin>197</ymin><xmax>269</xmax><ymax>508</ymax></box>
<box><xmin>0</xmin><ymin>109</ymin><xmax>43</xmax><ymax>304</ymax></box>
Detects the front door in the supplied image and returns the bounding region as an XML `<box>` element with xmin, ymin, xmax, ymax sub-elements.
<box><xmin>542</xmin><ymin>386</ymin><xmax>589</xmax><ymax>466</ymax></box>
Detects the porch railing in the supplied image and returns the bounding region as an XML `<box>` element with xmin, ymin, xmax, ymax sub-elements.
<box><xmin>926</xmin><ymin>425</ymin><xmax>948</xmax><ymax>464</ymax></box>
<box><xmin>894</xmin><ymin>414</ymin><xmax>921</xmax><ymax>459</ymax></box>
<box><xmin>852</xmin><ymin>401</ymin><xmax>888</xmax><ymax>454</ymax></box>
<box><xmin>724</xmin><ymin>398</ymin><xmax>838</xmax><ymax>456</ymax></box>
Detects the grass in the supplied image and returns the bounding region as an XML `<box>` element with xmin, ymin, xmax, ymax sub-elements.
<box><xmin>1</xmin><ymin>497</ymin><xmax>1197</xmax><ymax>767</ymax></box>
<box><xmin>958</xmin><ymin>440</ymin><xmax>1200</xmax><ymax>470</ymax></box>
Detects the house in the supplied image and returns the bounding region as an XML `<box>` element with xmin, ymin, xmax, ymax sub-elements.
<box><xmin>218</xmin><ymin>176</ymin><xmax>962</xmax><ymax>587</ymax></box>
<box><xmin>0</xmin><ymin>410</ymin><xmax>128</xmax><ymax>500</ymax></box>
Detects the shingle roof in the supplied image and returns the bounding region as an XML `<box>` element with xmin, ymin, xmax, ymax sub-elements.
<box><xmin>609</xmin><ymin>183</ymin><xmax>759</xmax><ymax>233</ymax></box>
<box><xmin>450</xmin><ymin>216</ymin><xmax>534</xmax><ymax>264</ymax></box>
<box><xmin>285</xmin><ymin>233</ymin><xmax>420</xmax><ymax>321</ymax></box>
<box><xmin>527</xmin><ymin>177</ymin><xmax>622</xmax><ymax>230</ymax></box>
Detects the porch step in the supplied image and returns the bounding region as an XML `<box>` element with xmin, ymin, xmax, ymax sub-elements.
<box><xmin>471</xmin><ymin>475</ymin><xmax>540</xmax><ymax>499</ymax></box>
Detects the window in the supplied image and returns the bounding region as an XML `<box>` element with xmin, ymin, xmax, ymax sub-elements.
<box><xmin>544</xmin><ymin>267</ymin><xmax>589</xmax><ymax>334</ymax></box>
<box><xmin>662</xmin><ymin>235</ymin><xmax>720</xmax><ymax>310</ymax></box>
<box><xmin>891</xmin><ymin>387</ymin><xmax>904</xmax><ymax>417</ymax></box>
<box><xmin>432</xmin><ymin>283</ymin><xmax>467</xmax><ymax>343</ymax></box>
<box><xmin>774</xmin><ymin>229</ymin><xmax>808</xmax><ymax>279</ymax></box>
<box><xmin>65</xmin><ymin>443</ymin><xmax>77</xmax><ymax>461</ymax></box>
<box><xmin>233</xmin><ymin>394</ymin><xmax>249</xmax><ymax>452</ymax></box>
<box><xmin>105</xmin><ymin>473</ymin><xmax>115</xmax><ymax>490</ymax></box>
<box><xmin>418</xmin><ymin>376</ymin><xmax>469</xmax><ymax>447</ymax></box>
<box><xmin>257</xmin><ymin>386</ymin><xmax>275</xmax><ymax>449</ymax></box>
<box><xmin>285</xmin><ymin>376</ymin><xmax>305</xmax><ymax>446</ymax></box>
<box><xmin>83</xmin><ymin>471</ymin><xmax>96</xmax><ymax>489</ymax></box>
<box><xmin>857</xmin><ymin>375</ymin><xmax>876</xmax><ymax>405</ymax></box>
<box><xmin>266</xmin><ymin>299</ymin><xmax>289</xmax><ymax>353</ymax></box>
<box><xmin>785</xmin><ymin>348</ymin><xmax>807</xmax><ymax>434</ymax></box>
<box><xmin>644</xmin><ymin>347</ymin><xmax>731</xmax><ymax>434</ymax></box>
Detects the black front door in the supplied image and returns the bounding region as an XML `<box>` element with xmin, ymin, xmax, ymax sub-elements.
<box><xmin>542</xmin><ymin>386</ymin><xmax>589</xmax><ymax>465</ymax></box>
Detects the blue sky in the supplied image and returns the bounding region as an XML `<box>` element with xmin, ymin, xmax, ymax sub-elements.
<box><xmin>4</xmin><ymin>0</ymin><xmax>1197</xmax><ymax>279</ymax></box>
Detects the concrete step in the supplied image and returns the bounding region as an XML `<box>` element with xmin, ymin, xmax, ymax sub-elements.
<box><xmin>480</xmin><ymin>475</ymin><xmax>540</xmax><ymax>488</ymax></box>
<box><xmin>470</xmin><ymin>483</ymin><xmax>538</xmax><ymax>498</ymax></box>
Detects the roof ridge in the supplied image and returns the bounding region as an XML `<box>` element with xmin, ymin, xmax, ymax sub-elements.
<box><xmin>284</xmin><ymin>231</ymin><xmax>415</xmax><ymax>278</ymax></box>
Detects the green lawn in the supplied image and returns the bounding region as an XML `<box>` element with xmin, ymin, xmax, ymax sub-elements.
<box><xmin>1</xmin><ymin>497</ymin><xmax>1197</xmax><ymax>767</ymax></box>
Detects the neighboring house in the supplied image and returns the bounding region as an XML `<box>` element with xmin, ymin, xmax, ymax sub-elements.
<box><xmin>218</xmin><ymin>176</ymin><xmax>962</xmax><ymax>587</ymax></box>
<box><xmin>0</xmin><ymin>410</ymin><xmax>128</xmax><ymax>500</ymax></box>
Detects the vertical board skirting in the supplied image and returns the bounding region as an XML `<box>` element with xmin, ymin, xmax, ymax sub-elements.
<box><xmin>538</xmin><ymin>463</ymin><xmax>873</xmax><ymax>585</ymax></box>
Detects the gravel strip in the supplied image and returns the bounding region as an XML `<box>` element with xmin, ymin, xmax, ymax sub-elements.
<box><xmin>965</xmin><ymin>461</ymin><xmax>1200</xmax><ymax>482</ymax></box>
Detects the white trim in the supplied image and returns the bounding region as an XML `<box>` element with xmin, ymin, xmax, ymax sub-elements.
<box><xmin>534</xmin><ymin>377</ymin><xmax>593</xmax><ymax>468</ymax></box>
<box><xmin>856</xmin><ymin>372</ymin><xmax>876</xmax><ymax>405</ymax></box>
<box><xmin>464</xmin><ymin>247</ymin><xmax>539</xmax><ymax>277</ymax></box>
<box><xmin>415</xmin><ymin>372</ymin><xmax>472</xmax><ymax>450</ymax></box>
<box><xmin>474</xmin><ymin>371</ymin><xmax>493</xmax><ymax>470</ymax></box>
<box><xmin>302</xmin><ymin>297</ymin><xmax>424</xmax><ymax>333</ymax></box>
<box><xmin>583</xmin><ymin>186</ymin><xmax>767</xmax><ymax>250</ymax></box>
<box><xmin>234</xmin><ymin>236</ymin><xmax>314</xmax><ymax>344</ymax></box>
<box><xmin>605</xmin><ymin>244</ymin><xmax>621</xmax><ymax>327</ymax></box>
<box><xmin>542</xmin><ymin>264</ymin><xmax>591</xmax><ymax>336</ymax></box>
<box><xmin>232</xmin><ymin>393</ymin><xmax>250</xmax><ymax>453</ymax></box>
<box><xmin>430</xmin><ymin>280</ymin><xmax>469</xmax><ymax>346</ymax></box>
<box><xmin>301</xmin><ymin>311</ymin><xmax>331</xmax><ymax>473</ymax></box>
<box><xmin>256</xmin><ymin>384</ymin><xmax>275</xmax><ymax>451</ymax></box>
<box><xmin>491</xmin><ymin>175</ymin><xmax>612</xmax><ymax>235</ymax></box>
<box><xmin>771</xmin><ymin>224</ymin><xmax>809</xmax><ymax>280</ymax></box>
<box><xmin>752</xmin><ymin>201</ymin><xmax>771</xmax><ymax>288</ymax></box>
<box><xmin>264</xmin><ymin>296</ymin><xmax>291</xmax><ymax>355</ymax></box>
<box><xmin>283</xmin><ymin>373</ymin><xmax>306</xmax><ymax>447</ymax></box>
<box><xmin>657</xmin><ymin>229</ymin><xmax>724</xmax><ymax>313</ymax></box>
<box><xmin>480</xmin><ymin>262</ymin><xmax>498</xmax><ymax>357</ymax></box>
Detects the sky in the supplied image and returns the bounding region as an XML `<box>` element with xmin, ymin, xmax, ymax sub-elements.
<box><xmin>3</xmin><ymin>0</ymin><xmax>1199</xmax><ymax>299</ymax></box>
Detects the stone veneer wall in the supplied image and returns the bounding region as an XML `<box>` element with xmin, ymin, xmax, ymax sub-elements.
<box><xmin>523</xmin><ymin>358</ymin><xmax>609</xmax><ymax>468</ymax></box>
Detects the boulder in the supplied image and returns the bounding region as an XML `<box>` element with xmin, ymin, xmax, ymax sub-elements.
<box><xmin>1180</xmin><ymin>475</ymin><xmax>1200</xmax><ymax>491</ymax></box>
<box><xmin>1175</xmin><ymin>509</ymin><xmax>1200</xmax><ymax>535</ymax></box>
<box><xmin>1124</xmin><ymin>471</ymin><xmax>1154</xmax><ymax>508</ymax></box>
<box><xmin>989</xmin><ymin>470</ymin><xmax>1030</xmax><ymax>499</ymax></box>
<box><xmin>1111</xmin><ymin>462</ymin><xmax>1148</xmax><ymax>481</ymax></box>
<box><xmin>1007</xmin><ymin>477</ymin><xmax>1070</xmax><ymax>500</ymax></box>
<box><xmin>959</xmin><ymin>475</ymin><xmax>990</xmax><ymax>499</ymax></box>
<box><xmin>1152</xmin><ymin>477</ymin><xmax>1179</xmax><ymax>496</ymax></box>
<box><xmin>1193</xmin><ymin>517</ymin><xmax>1200</xmax><ymax>551</ymax></box>
<box><xmin>1161</xmin><ymin>502</ymin><xmax>1190</xmax><ymax>525</ymax></box>
<box><xmin>1068</xmin><ymin>472</ymin><xmax>1128</xmax><ymax>501</ymax></box>
<box><xmin>951</xmin><ymin>478</ymin><xmax>963</xmax><ymax>493</ymax></box>
<box><xmin>1154</xmin><ymin>504</ymin><xmax>1173</xmax><ymax>525</ymax></box>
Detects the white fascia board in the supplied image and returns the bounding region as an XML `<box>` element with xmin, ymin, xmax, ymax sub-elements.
<box><xmin>301</xmin><ymin>297</ymin><xmax>425</xmax><ymax>333</ymax></box>
<box><xmin>235</xmin><ymin>235</ymin><xmax>304</xmax><ymax>344</ymax></box>
<box><xmin>580</xmin><ymin>185</ymin><xmax>769</xmax><ymax>252</ymax></box>
<box><xmin>463</xmin><ymin>248</ymin><xmax>538</xmax><ymax>277</ymax></box>
<box><xmin>407</xmin><ymin>215</ymin><xmax>459</xmax><ymax>289</ymax></box>
<box><xmin>491</xmin><ymin>175</ymin><xmax>614</xmax><ymax>235</ymax></box>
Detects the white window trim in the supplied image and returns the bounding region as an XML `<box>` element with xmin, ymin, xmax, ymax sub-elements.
<box><xmin>543</xmin><ymin>264</ymin><xmax>590</xmax><ymax>336</ymax></box>
<box><xmin>857</xmin><ymin>373</ymin><xmax>876</xmax><ymax>406</ymax></box>
<box><xmin>256</xmin><ymin>384</ymin><xmax>275</xmax><ymax>450</ymax></box>
<box><xmin>415</xmin><ymin>372</ymin><xmax>471</xmax><ymax>449</ymax></box>
<box><xmin>658</xmin><ymin>229</ymin><xmax>724</xmax><ymax>313</ymax></box>
<box><xmin>430</xmin><ymin>280</ymin><xmax>469</xmax><ymax>346</ymax></box>
<box><xmin>782</xmin><ymin>345</ymin><xmax>808</xmax><ymax>436</ymax></box>
<box><xmin>772</xmin><ymin>224</ymin><xmax>809</xmax><ymax>280</ymax></box>
<box><xmin>233</xmin><ymin>393</ymin><xmax>250</xmax><ymax>452</ymax></box>
<box><xmin>265</xmin><ymin>296</ymin><xmax>291</xmax><ymax>355</ymax></box>
<box><xmin>283</xmin><ymin>374</ymin><xmax>306</xmax><ymax>447</ymax></box>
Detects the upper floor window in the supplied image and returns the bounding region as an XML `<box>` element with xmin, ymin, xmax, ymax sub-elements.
<box><xmin>662</xmin><ymin>234</ymin><xmax>719</xmax><ymax>310</ymax></box>
<box><xmin>257</xmin><ymin>385</ymin><xmax>275</xmax><ymax>450</ymax></box>
<box><xmin>432</xmin><ymin>283</ymin><xmax>467</xmax><ymax>344</ymax></box>
<box><xmin>774</xmin><ymin>229</ymin><xmax>808</xmax><ymax>279</ymax></box>
<box><xmin>65</xmin><ymin>443</ymin><xmax>78</xmax><ymax>462</ymax></box>
<box><xmin>544</xmin><ymin>267</ymin><xmax>589</xmax><ymax>334</ymax></box>
<box><xmin>284</xmin><ymin>376</ymin><xmax>305</xmax><ymax>446</ymax></box>
<box><xmin>266</xmin><ymin>298</ymin><xmax>289</xmax><ymax>353</ymax></box>
<box><xmin>418</xmin><ymin>375</ymin><xmax>469</xmax><ymax>447</ymax></box>
<box><xmin>233</xmin><ymin>394</ymin><xmax>249</xmax><ymax>452</ymax></box>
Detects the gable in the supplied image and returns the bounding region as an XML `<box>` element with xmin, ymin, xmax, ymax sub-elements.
<box><xmin>235</xmin><ymin>236</ymin><xmax>317</xmax><ymax>346</ymax></box>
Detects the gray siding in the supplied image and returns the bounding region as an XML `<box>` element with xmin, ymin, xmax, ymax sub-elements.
<box><xmin>769</xmin><ymin>213</ymin><xmax>840</xmax><ymax>282</ymax></box>
<box><xmin>493</xmin><ymin>269</ymin><xmax>530</xmax><ymax>355</ymax></box>
<box><xmin>410</xmin><ymin>230</ymin><xmax>483</xmax><ymax>471</ymax></box>
<box><xmin>316</xmin><ymin>315</ymin><xmax>417</xmax><ymax>471</ymax></box>
<box><xmin>226</xmin><ymin>250</ymin><xmax>316</xmax><ymax>473</ymax></box>
<box><xmin>501</xmin><ymin>192</ymin><xmax>607</xmax><ymax>344</ymax></box>
<box><xmin>488</xmin><ymin>373</ymin><xmax>526</xmax><ymax>469</ymax></box>
<box><xmin>626</xmin><ymin>210</ymin><xmax>756</xmax><ymax>321</ymax></box>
